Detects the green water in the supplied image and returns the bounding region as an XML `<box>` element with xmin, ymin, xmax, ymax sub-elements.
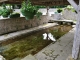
<box><xmin>0</xmin><ymin>25</ymin><xmax>72</xmax><ymax>60</ymax></box>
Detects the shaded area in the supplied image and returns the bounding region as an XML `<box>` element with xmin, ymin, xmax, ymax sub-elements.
<box><xmin>0</xmin><ymin>25</ymin><xmax>72</xmax><ymax>60</ymax></box>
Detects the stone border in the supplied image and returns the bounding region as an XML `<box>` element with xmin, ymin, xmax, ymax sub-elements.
<box><xmin>0</xmin><ymin>23</ymin><xmax>57</xmax><ymax>46</ymax></box>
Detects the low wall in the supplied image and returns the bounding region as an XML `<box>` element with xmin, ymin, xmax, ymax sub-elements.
<box><xmin>51</xmin><ymin>8</ymin><xmax>77</xmax><ymax>21</ymax></box>
<box><xmin>0</xmin><ymin>15</ymin><xmax>51</xmax><ymax>35</ymax></box>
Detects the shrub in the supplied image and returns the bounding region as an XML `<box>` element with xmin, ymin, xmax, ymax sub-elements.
<box><xmin>0</xmin><ymin>9</ymin><xmax>2</xmax><ymax>16</ymax></box>
<box><xmin>2</xmin><ymin>9</ymin><xmax>11</xmax><ymax>17</ymax></box>
<box><xmin>36</xmin><ymin>12</ymin><xmax>42</xmax><ymax>20</ymax></box>
<box><xmin>20</xmin><ymin>0</ymin><xmax>38</xmax><ymax>20</ymax></box>
<box><xmin>57</xmin><ymin>8</ymin><xmax>62</xmax><ymax>13</ymax></box>
<box><xmin>0</xmin><ymin>4</ymin><xmax>13</xmax><ymax>17</ymax></box>
<box><xmin>9</xmin><ymin>13</ymin><xmax>20</xmax><ymax>18</ymax></box>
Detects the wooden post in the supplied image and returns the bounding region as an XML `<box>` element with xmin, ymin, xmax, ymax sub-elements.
<box><xmin>46</xmin><ymin>6</ymin><xmax>49</xmax><ymax>16</ymax></box>
<box><xmin>67</xmin><ymin>0</ymin><xmax>80</xmax><ymax>59</ymax></box>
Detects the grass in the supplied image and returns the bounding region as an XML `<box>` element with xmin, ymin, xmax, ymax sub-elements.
<box><xmin>1</xmin><ymin>25</ymin><xmax>72</xmax><ymax>60</ymax></box>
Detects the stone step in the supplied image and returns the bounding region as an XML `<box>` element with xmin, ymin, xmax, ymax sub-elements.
<box><xmin>21</xmin><ymin>54</ymin><xmax>38</xmax><ymax>60</ymax></box>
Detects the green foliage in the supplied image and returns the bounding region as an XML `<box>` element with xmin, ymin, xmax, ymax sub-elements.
<box><xmin>2</xmin><ymin>8</ymin><xmax>11</xmax><ymax>17</ymax></box>
<box><xmin>9</xmin><ymin>13</ymin><xmax>20</xmax><ymax>18</ymax></box>
<box><xmin>71</xmin><ymin>9</ymin><xmax>77</xmax><ymax>13</ymax></box>
<box><xmin>65</xmin><ymin>5</ymin><xmax>77</xmax><ymax>13</ymax></box>
<box><xmin>57</xmin><ymin>8</ymin><xmax>63</xmax><ymax>13</ymax></box>
<box><xmin>21</xmin><ymin>0</ymin><xmax>39</xmax><ymax>20</ymax></box>
<box><xmin>0</xmin><ymin>9</ymin><xmax>2</xmax><ymax>16</ymax></box>
<box><xmin>0</xmin><ymin>4</ymin><xmax>13</xmax><ymax>17</ymax></box>
<box><xmin>21</xmin><ymin>0</ymin><xmax>38</xmax><ymax>13</ymax></box>
<box><xmin>66</xmin><ymin>5</ymin><xmax>73</xmax><ymax>9</ymax></box>
<box><xmin>36</xmin><ymin>12</ymin><xmax>42</xmax><ymax>20</ymax></box>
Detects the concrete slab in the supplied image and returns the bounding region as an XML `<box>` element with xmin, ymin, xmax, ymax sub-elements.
<box><xmin>21</xmin><ymin>54</ymin><xmax>37</xmax><ymax>60</ymax></box>
<box><xmin>49</xmin><ymin>20</ymin><xmax>75</xmax><ymax>25</ymax></box>
<box><xmin>34</xmin><ymin>28</ymin><xmax>75</xmax><ymax>60</ymax></box>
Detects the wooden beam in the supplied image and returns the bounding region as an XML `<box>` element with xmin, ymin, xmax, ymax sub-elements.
<box><xmin>67</xmin><ymin>0</ymin><xmax>78</xmax><ymax>12</ymax></box>
<box><xmin>0</xmin><ymin>0</ymin><xmax>7</xmax><ymax>2</ymax></box>
<box><xmin>67</xmin><ymin>0</ymin><xmax>80</xmax><ymax>59</ymax></box>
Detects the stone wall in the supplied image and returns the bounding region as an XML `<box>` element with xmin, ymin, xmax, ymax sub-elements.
<box><xmin>51</xmin><ymin>13</ymin><xmax>64</xmax><ymax>20</ymax></box>
<box><xmin>62</xmin><ymin>8</ymin><xmax>77</xmax><ymax>20</ymax></box>
<box><xmin>0</xmin><ymin>15</ymin><xmax>51</xmax><ymax>35</ymax></box>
